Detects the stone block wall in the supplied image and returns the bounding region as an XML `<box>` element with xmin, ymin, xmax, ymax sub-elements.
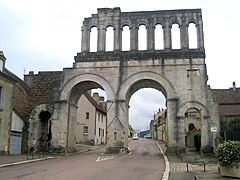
<box><xmin>24</xmin><ymin>71</ymin><xmax>63</xmax><ymax>114</ymax></box>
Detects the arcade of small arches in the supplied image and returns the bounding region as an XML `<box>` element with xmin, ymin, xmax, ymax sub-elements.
<box><xmin>89</xmin><ymin>22</ymin><xmax>198</xmax><ymax>52</ymax></box>
<box><xmin>81</xmin><ymin>7</ymin><xmax>204</xmax><ymax>53</ymax></box>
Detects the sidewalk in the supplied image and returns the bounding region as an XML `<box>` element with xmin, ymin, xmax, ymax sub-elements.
<box><xmin>157</xmin><ymin>141</ymin><xmax>233</xmax><ymax>180</ymax></box>
<box><xmin>0</xmin><ymin>144</ymin><xmax>99</xmax><ymax>168</ymax></box>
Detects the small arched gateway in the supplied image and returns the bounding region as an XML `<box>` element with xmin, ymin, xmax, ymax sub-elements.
<box><xmin>51</xmin><ymin>7</ymin><xmax>220</xmax><ymax>153</ymax></box>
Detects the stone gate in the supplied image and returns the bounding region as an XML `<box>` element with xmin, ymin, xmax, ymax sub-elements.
<box><xmin>51</xmin><ymin>7</ymin><xmax>220</xmax><ymax>153</ymax></box>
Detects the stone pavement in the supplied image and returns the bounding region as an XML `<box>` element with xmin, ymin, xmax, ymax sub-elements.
<box><xmin>157</xmin><ymin>141</ymin><xmax>238</xmax><ymax>180</ymax></box>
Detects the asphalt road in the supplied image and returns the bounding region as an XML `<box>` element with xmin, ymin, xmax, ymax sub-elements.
<box><xmin>0</xmin><ymin>138</ymin><xmax>165</xmax><ymax>180</ymax></box>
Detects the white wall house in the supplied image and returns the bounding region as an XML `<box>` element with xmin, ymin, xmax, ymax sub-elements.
<box><xmin>75</xmin><ymin>92</ymin><xmax>107</xmax><ymax>145</ymax></box>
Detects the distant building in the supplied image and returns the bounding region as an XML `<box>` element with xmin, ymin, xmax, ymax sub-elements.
<box><xmin>139</xmin><ymin>130</ymin><xmax>150</xmax><ymax>138</ymax></box>
<box><xmin>128</xmin><ymin>125</ymin><xmax>135</xmax><ymax>137</ymax></box>
<box><xmin>150</xmin><ymin>108</ymin><xmax>167</xmax><ymax>142</ymax></box>
<box><xmin>75</xmin><ymin>92</ymin><xmax>107</xmax><ymax>145</ymax></box>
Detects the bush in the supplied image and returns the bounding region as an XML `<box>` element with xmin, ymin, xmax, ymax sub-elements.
<box><xmin>216</xmin><ymin>141</ymin><xmax>240</xmax><ymax>166</ymax></box>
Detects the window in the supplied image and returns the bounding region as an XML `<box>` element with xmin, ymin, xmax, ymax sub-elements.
<box><xmin>83</xmin><ymin>126</ymin><xmax>88</xmax><ymax>135</ymax></box>
<box><xmin>114</xmin><ymin>132</ymin><xmax>117</xmax><ymax>140</ymax></box>
<box><xmin>138</xmin><ymin>24</ymin><xmax>147</xmax><ymax>50</ymax></box>
<box><xmin>188</xmin><ymin>23</ymin><xmax>198</xmax><ymax>49</ymax></box>
<box><xmin>171</xmin><ymin>23</ymin><xmax>181</xmax><ymax>49</ymax></box>
<box><xmin>86</xmin><ymin>112</ymin><xmax>89</xmax><ymax>119</ymax></box>
<box><xmin>90</xmin><ymin>27</ymin><xmax>98</xmax><ymax>52</ymax></box>
<box><xmin>106</xmin><ymin>26</ymin><xmax>114</xmax><ymax>51</ymax></box>
<box><xmin>122</xmin><ymin>25</ymin><xmax>130</xmax><ymax>51</ymax></box>
<box><xmin>155</xmin><ymin>24</ymin><xmax>164</xmax><ymax>50</ymax></box>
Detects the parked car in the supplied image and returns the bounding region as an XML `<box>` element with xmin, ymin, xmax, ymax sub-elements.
<box><xmin>132</xmin><ymin>134</ymin><xmax>138</xmax><ymax>140</ymax></box>
<box><xmin>144</xmin><ymin>134</ymin><xmax>152</xmax><ymax>139</ymax></box>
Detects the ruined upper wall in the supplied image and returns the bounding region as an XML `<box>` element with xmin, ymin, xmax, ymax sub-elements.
<box><xmin>76</xmin><ymin>7</ymin><xmax>205</xmax><ymax>62</ymax></box>
<box><xmin>24</xmin><ymin>71</ymin><xmax>63</xmax><ymax>114</ymax></box>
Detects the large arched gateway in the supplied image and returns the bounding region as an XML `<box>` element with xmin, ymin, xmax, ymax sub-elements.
<box><xmin>51</xmin><ymin>7</ymin><xmax>220</xmax><ymax>153</ymax></box>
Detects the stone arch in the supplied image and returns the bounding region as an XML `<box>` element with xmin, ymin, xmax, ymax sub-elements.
<box><xmin>177</xmin><ymin>101</ymin><xmax>209</xmax><ymax>118</ymax></box>
<box><xmin>188</xmin><ymin>22</ymin><xmax>198</xmax><ymax>49</ymax></box>
<box><xmin>105</xmin><ymin>25</ymin><xmax>114</xmax><ymax>51</ymax></box>
<box><xmin>89</xmin><ymin>24</ymin><xmax>98</xmax><ymax>30</ymax></box>
<box><xmin>57</xmin><ymin>73</ymin><xmax>114</xmax><ymax>149</ymax></box>
<box><xmin>170</xmin><ymin>20</ymin><xmax>181</xmax><ymax>27</ymax></box>
<box><xmin>171</xmin><ymin>22</ymin><xmax>181</xmax><ymax>49</ymax></box>
<box><xmin>177</xmin><ymin>101</ymin><xmax>210</xmax><ymax>149</ymax></box>
<box><xmin>121</xmin><ymin>25</ymin><xmax>130</xmax><ymax>51</ymax></box>
<box><xmin>154</xmin><ymin>22</ymin><xmax>164</xmax><ymax>27</ymax></box>
<box><xmin>59</xmin><ymin>73</ymin><xmax>115</xmax><ymax>102</ymax></box>
<box><xmin>116</xmin><ymin>71</ymin><xmax>178</xmax><ymax>149</ymax></box>
<box><xmin>105</xmin><ymin>24</ymin><xmax>114</xmax><ymax>29</ymax></box>
<box><xmin>28</xmin><ymin>104</ymin><xmax>53</xmax><ymax>152</ymax></box>
<box><xmin>137</xmin><ymin>22</ymin><xmax>148</xmax><ymax>28</ymax></box>
<box><xmin>187</xmin><ymin>20</ymin><xmax>198</xmax><ymax>26</ymax></box>
<box><xmin>118</xmin><ymin>71</ymin><xmax>177</xmax><ymax>101</ymax></box>
<box><xmin>121</xmin><ymin>23</ymin><xmax>130</xmax><ymax>29</ymax></box>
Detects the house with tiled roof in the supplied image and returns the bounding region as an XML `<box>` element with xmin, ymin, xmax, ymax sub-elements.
<box><xmin>211</xmin><ymin>82</ymin><xmax>240</xmax><ymax>140</ymax></box>
<box><xmin>211</xmin><ymin>82</ymin><xmax>240</xmax><ymax>116</ymax></box>
<box><xmin>75</xmin><ymin>91</ymin><xmax>107</xmax><ymax>145</ymax></box>
<box><xmin>0</xmin><ymin>51</ymin><xmax>30</xmax><ymax>154</ymax></box>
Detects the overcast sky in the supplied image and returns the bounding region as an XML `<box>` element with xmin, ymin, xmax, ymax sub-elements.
<box><xmin>0</xmin><ymin>0</ymin><xmax>239</xmax><ymax>131</ymax></box>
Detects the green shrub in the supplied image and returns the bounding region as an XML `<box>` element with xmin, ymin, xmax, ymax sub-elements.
<box><xmin>216</xmin><ymin>141</ymin><xmax>240</xmax><ymax>166</ymax></box>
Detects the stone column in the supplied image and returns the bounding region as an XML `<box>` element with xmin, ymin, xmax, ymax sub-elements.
<box><xmin>197</xmin><ymin>22</ymin><xmax>204</xmax><ymax>49</ymax></box>
<box><xmin>180</xmin><ymin>24</ymin><xmax>189</xmax><ymax>49</ymax></box>
<box><xmin>178</xmin><ymin>116</ymin><xmax>186</xmax><ymax>147</ymax></box>
<box><xmin>114</xmin><ymin>22</ymin><xmax>121</xmax><ymax>51</ymax></box>
<box><xmin>81</xmin><ymin>24</ymin><xmax>90</xmax><ymax>52</ymax></box>
<box><xmin>163</xmin><ymin>22</ymin><xmax>172</xmax><ymax>49</ymax></box>
<box><xmin>130</xmin><ymin>24</ymin><xmax>138</xmax><ymax>51</ymax></box>
<box><xmin>201</xmin><ymin>116</ymin><xmax>209</xmax><ymax>148</ymax></box>
<box><xmin>67</xmin><ymin>103</ymin><xmax>78</xmax><ymax>148</ymax></box>
<box><xmin>147</xmin><ymin>24</ymin><xmax>155</xmax><ymax>50</ymax></box>
<box><xmin>106</xmin><ymin>99</ymin><xmax>129</xmax><ymax>153</ymax></box>
<box><xmin>166</xmin><ymin>99</ymin><xmax>178</xmax><ymax>148</ymax></box>
<box><xmin>97</xmin><ymin>25</ymin><xmax>106</xmax><ymax>52</ymax></box>
<box><xmin>51</xmin><ymin>101</ymin><xmax>69</xmax><ymax>149</ymax></box>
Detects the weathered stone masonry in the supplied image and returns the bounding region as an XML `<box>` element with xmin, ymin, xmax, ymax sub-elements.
<box><xmin>48</xmin><ymin>7</ymin><xmax>220</xmax><ymax>153</ymax></box>
<box><xmin>24</xmin><ymin>71</ymin><xmax>62</xmax><ymax>152</ymax></box>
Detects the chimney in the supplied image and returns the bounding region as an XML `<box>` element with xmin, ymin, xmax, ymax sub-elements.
<box><xmin>24</xmin><ymin>71</ymin><xmax>34</xmax><ymax>87</ymax></box>
<box><xmin>233</xmin><ymin>81</ymin><xmax>236</xmax><ymax>91</ymax></box>
<box><xmin>99</xmin><ymin>96</ymin><xmax>105</xmax><ymax>102</ymax></box>
<box><xmin>0</xmin><ymin>51</ymin><xmax>6</xmax><ymax>72</ymax></box>
<box><xmin>92</xmin><ymin>92</ymin><xmax>99</xmax><ymax>104</ymax></box>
